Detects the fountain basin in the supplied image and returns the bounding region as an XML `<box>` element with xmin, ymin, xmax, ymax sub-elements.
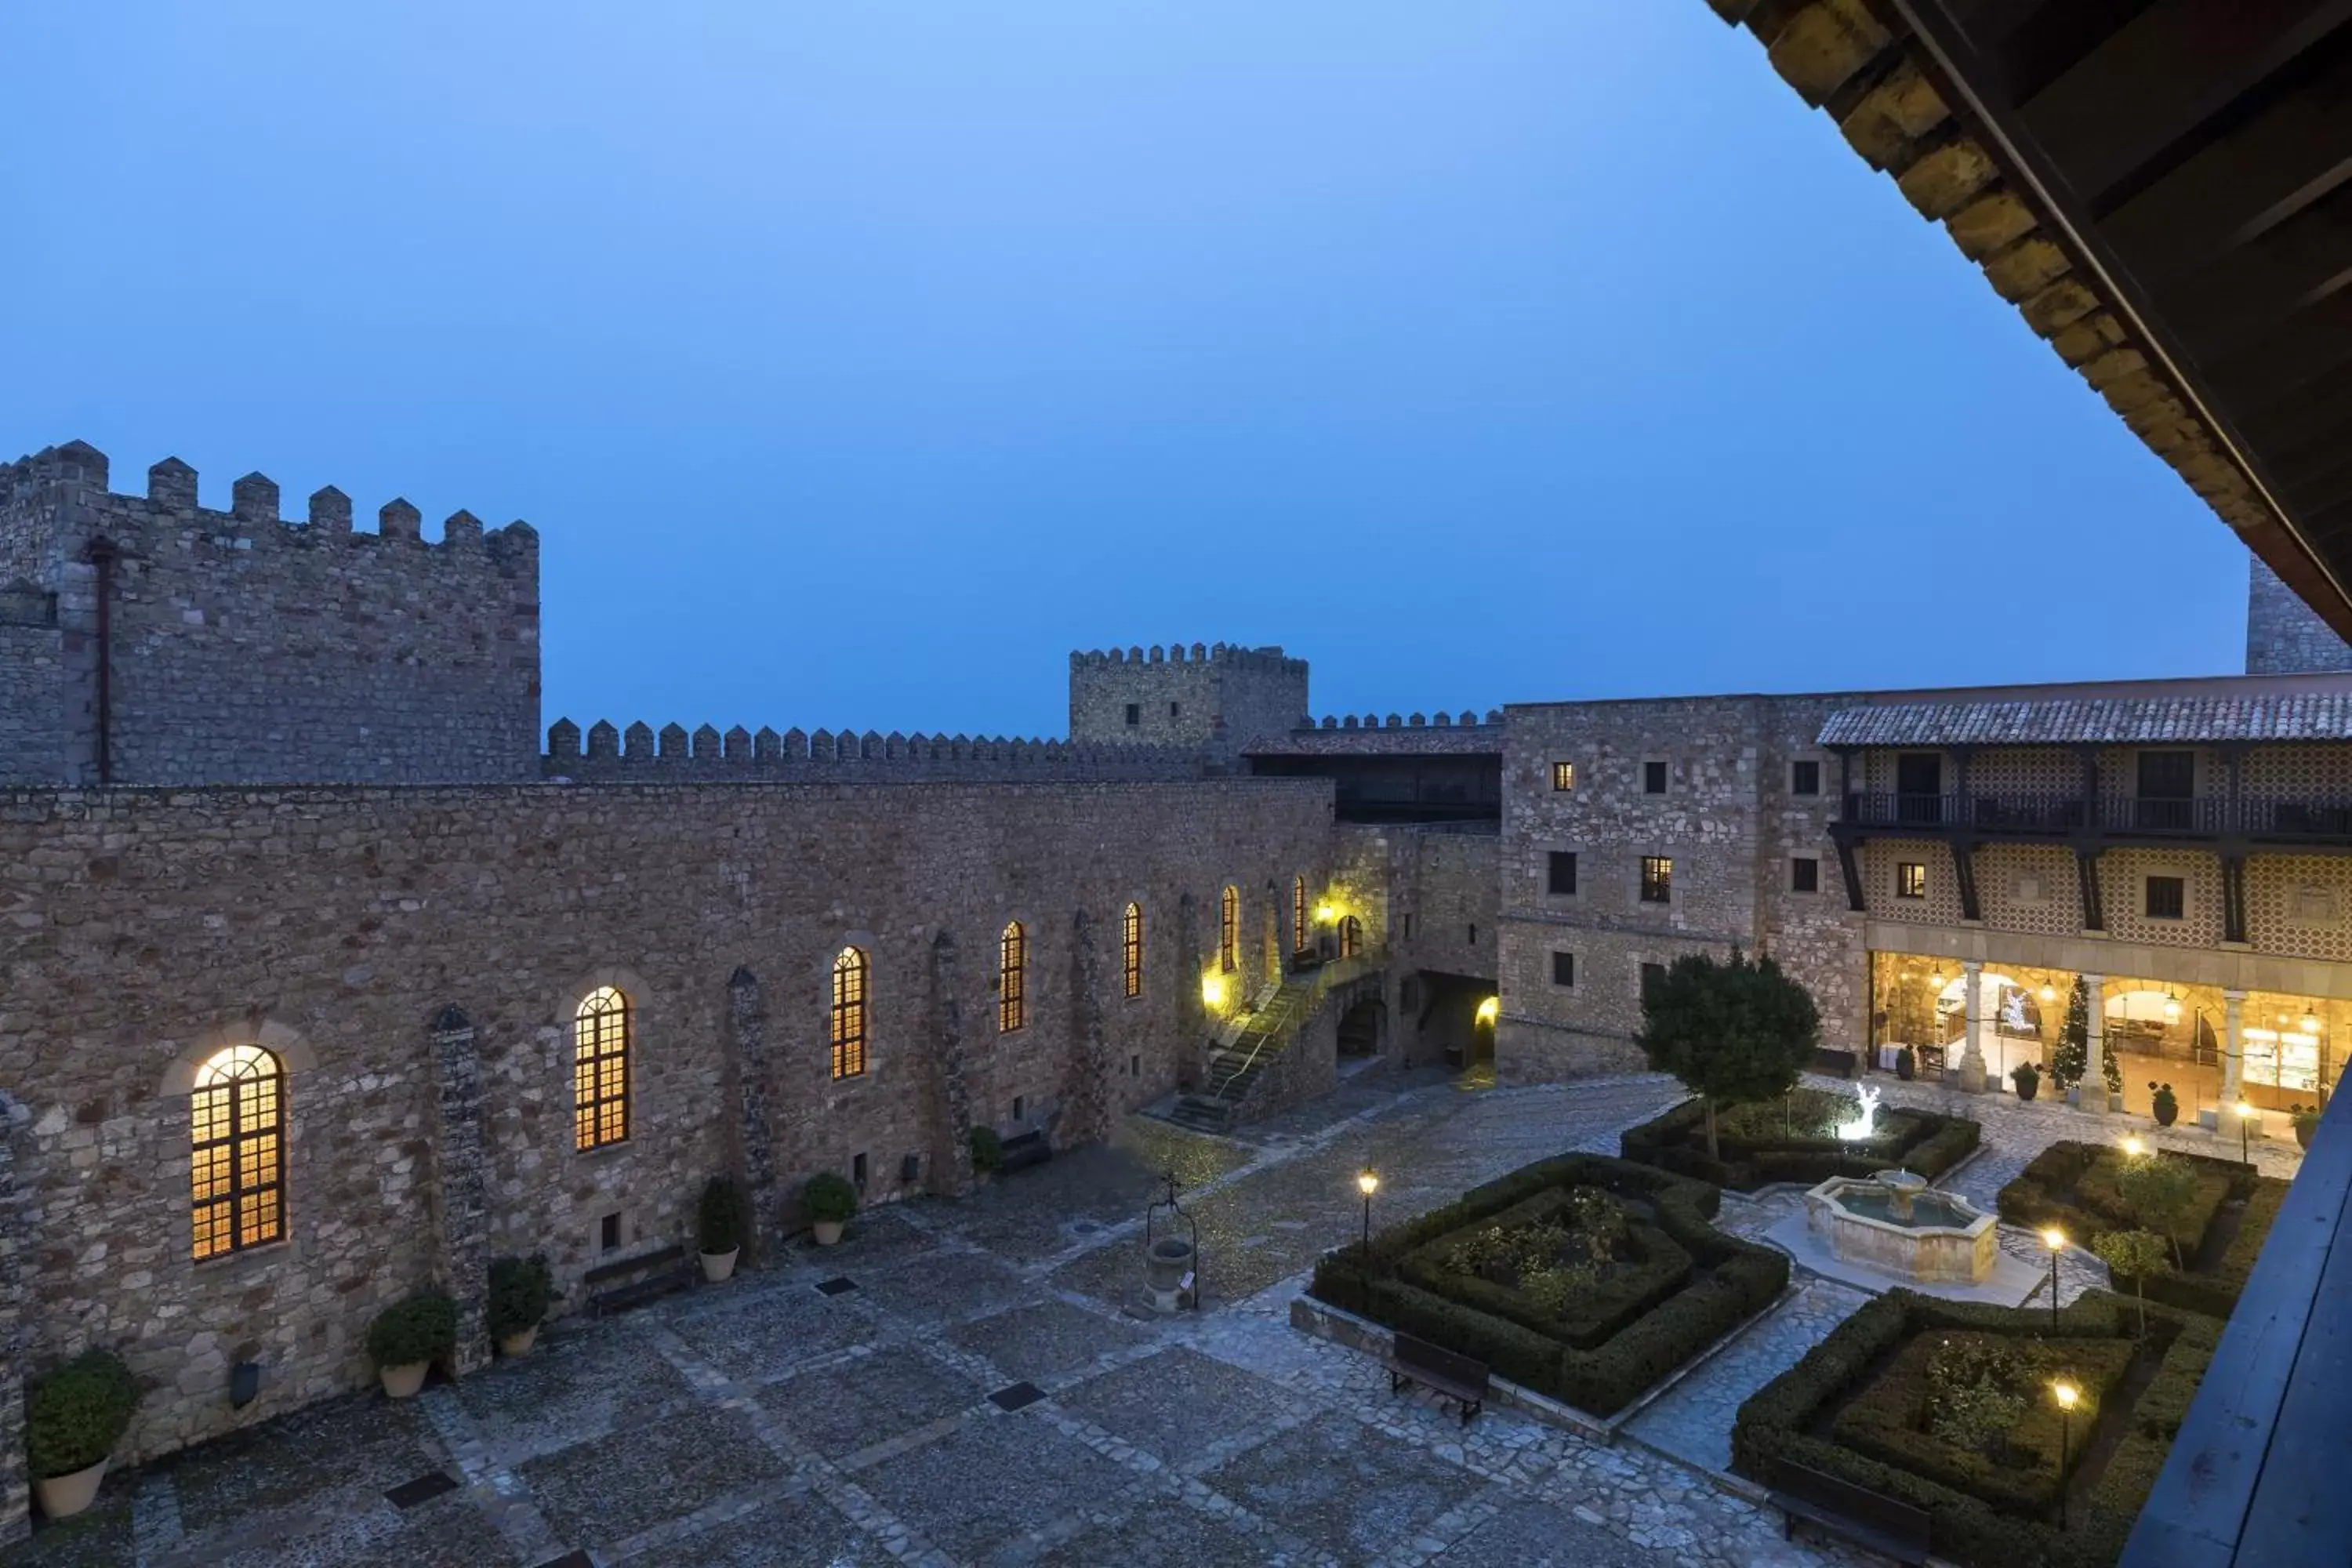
<box><xmin>1804</xmin><ymin>1173</ymin><xmax>1997</xmax><ymax>1285</ymax></box>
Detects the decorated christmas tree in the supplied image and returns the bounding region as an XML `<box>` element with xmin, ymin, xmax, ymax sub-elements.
<box><xmin>2050</xmin><ymin>975</ymin><xmax>2089</xmax><ymax>1088</ymax></box>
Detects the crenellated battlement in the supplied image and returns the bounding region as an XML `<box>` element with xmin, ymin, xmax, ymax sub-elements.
<box><xmin>1067</xmin><ymin>641</ymin><xmax>1307</xmax><ymax>677</ymax></box>
<box><xmin>546</xmin><ymin>719</ymin><xmax>1204</xmax><ymax>782</ymax></box>
<box><xmin>1303</xmin><ymin>709</ymin><xmax>1504</xmax><ymax>731</ymax></box>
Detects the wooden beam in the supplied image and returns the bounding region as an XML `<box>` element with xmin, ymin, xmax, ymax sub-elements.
<box><xmin>2018</xmin><ymin>0</ymin><xmax>2352</xmax><ymax>212</ymax></box>
<box><xmin>2205</xmin><ymin>277</ymin><xmax>2352</xmax><ymax>403</ymax></box>
<box><xmin>2154</xmin><ymin>180</ymin><xmax>2352</xmax><ymax>363</ymax></box>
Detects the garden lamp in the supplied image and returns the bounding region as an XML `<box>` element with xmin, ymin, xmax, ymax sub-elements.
<box><xmin>2122</xmin><ymin>1135</ymin><xmax>2144</xmax><ymax>1160</ymax></box>
<box><xmin>2235</xmin><ymin>1099</ymin><xmax>2256</xmax><ymax>1167</ymax></box>
<box><xmin>2042</xmin><ymin>1228</ymin><xmax>2066</xmax><ymax>1329</ymax></box>
<box><xmin>2053</xmin><ymin>1380</ymin><xmax>2080</xmax><ymax>1529</ymax></box>
<box><xmin>1357</xmin><ymin>1169</ymin><xmax>1378</xmax><ymax>1247</ymax></box>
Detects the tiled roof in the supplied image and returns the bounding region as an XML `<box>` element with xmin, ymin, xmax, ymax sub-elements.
<box><xmin>1819</xmin><ymin>695</ymin><xmax>2352</xmax><ymax>747</ymax></box>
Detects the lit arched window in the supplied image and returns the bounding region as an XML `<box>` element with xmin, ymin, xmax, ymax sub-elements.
<box><xmin>575</xmin><ymin>985</ymin><xmax>630</xmax><ymax>1150</ymax></box>
<box><xmin>1123</xmin><ymin>902</ymin><xmax>1144</xmax><ymax>1000</ymax></box>
<box><xmin>1294</xmin><ymin>877</ymin><xmax>1310</xmax><ymax>954</ymax></box>
<box><xmin>1340</xmin><ymin>915</ymin><xmax>1363</xmax><ymax>959</ymax></box>
<box><xmin>1220</xmin><ymin>886</ymin><xmax>1240</xmax><ymax>973</ymax></box>
<box><xmin>1000</xmin><ymin>921</ymin><xmax>1027</xmax><ymax>1033</ymax></box>
<box><xmin>831</xmin><ymin>947</ymin><xmax>869</xmax><ymax>1080</ymax></box>
<box><xmin>191</xmin><ymin>1044</ymin><xmax>285</xmax><ymax>1260</ymax></box>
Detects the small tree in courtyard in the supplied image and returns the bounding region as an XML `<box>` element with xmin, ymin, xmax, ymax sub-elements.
<box><xmin>2049</xmin><ymin>976</ymin><xmax>2089</xmax><ymax>1090</ymax></box>
<box><xmin>1636</xmin><ymin>949</ymin><xmax>1820</xmax><ymax>1160</ymax></box>
<box><xmin>2116</xmin><ymin>1153</ymin><xmax>2199</xmax><ymax>1269</ymax></box>
<box><xmin>2091</xmin><ymin>1230</ymin><xmax>2170</xmax><ymax>1336</ymax></box>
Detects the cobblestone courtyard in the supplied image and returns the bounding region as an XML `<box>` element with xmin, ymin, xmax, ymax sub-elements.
<box><xmin>6</xmin><ymin>1069</ymin><xmax>2301</xmax><ymax>1568</ymax></box>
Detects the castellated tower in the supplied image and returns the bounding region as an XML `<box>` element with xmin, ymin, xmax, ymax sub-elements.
<box><xmin>1067</xmin><ymin>641</ymin><xmax>1310</xmax><ymax>754</ymax></box>
<box><xmin>0</xmin><ymin>442</ymin><xmax>540</xmax><ymax>786</ymax></box>
<box><xmin>2246</xmin><ymin>551</ymin><xmax>2352</xmax><ymax>674</ymax></box>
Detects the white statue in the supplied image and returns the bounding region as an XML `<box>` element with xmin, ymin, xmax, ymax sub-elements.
<box><xmin>1835</xmin><ymin>1083</ymin><xmax>1881</xmax><ymax>1143</ymax></box>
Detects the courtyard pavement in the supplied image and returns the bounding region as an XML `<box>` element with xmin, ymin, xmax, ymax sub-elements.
<box><xmin>6</xmin><ymin>1067</ymin><xmax>2299</xmax><ymax>1568</ymax></box>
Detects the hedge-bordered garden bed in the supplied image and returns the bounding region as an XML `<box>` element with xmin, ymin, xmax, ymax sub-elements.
<box><xmin>1733</xmin><ymin>1288</ymin><xmax>2223</xmax><ymax>1568</ymax></box>
<box><xmin>1996</xmin><ymin>1141</ymin><xmax>2290</xmax><ymax>1316</ymax></box>
<box><xmin>1619</xmin><ymin>1087</ymin><xmax>1982</xmax><ymax>1191</ymax></box>
<box><xmin>1308</xmin><ymin>1152</ymin><xmax>1788</xmax><ymax>1417</ymax></box>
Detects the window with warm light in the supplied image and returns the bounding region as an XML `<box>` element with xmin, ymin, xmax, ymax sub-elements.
<box><xmin>830</xmin><ymin>947</ymin><xmax>869</xmax><ymax>1079</ymax></box>
<box><xmin>1552</xmin><ymin>761</ymin><xmax>1575</xmax><ymax>792</ymax></box>
<box><xmin>999</xmin><ymin>920</ymin><xmax>1027</xmax><ymax>1033</ymax></box>
<box><xmin>1896</xmin><ymin>862</ymin><xmax>1927</xmax><ymax>900</ymax></box>
<box><xmin>1219</xmin><ymin>885</ymin><xmax>1239</xmax><ymax>973</ymax></box>
<box><xmin>574</xmin><ymin>985</ymin><xmax>630</xmax><ymax>1149</ymax></box>
<box><xmin>1122</xmin><ymin>902</ymin><xmax>1143</xmax><ymax>1000</ymax></box>
<box><xmin>191</xmin><ymin>1044</ymin><xmax>285</xmax><ymax>1260</ymax></box>
<box><xmin>1293</xmin><ymin>876</ymin><xmax>1310</xmax><ymax>953</ymax></box>
<box><xmin>1339</xmin><ymin>914</ymin><xmax>1363</xmax><ymax>959</ymax></box>
<box><xmin>1639</xmin><ymin>856</ymin><xmax>1672</xmax><ymax>904</ymax></box>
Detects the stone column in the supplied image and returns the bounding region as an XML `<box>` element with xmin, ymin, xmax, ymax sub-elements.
<box><xmin>2082</xmin><ymin>973</ymin><xmax>2108</xmax><ymax>1116</ymax></box>
<box><xmin>1063</xmin><ymin>911</ymin><xmax>1116</xmax><ymax>1148</ymax></box>
<box><xmin>2223</xmin><ymin>989</ymin><xmax>2246</xmax><ymax>1105</ymax></box>
<box><xmin>726</xmin><ymin>967</ymin><xmax>779</xmax><ymax>1251</ymax></box>
<box><xmin>0</xmin><ymin>1091</ymin><xmax>30</xmax><ymax>1547</ymax></box>
<box><xmin>1959</xmin><ymin>960</ymin><xmax>1987</xmax><ymax>1092</ymax></box>
<box><xmin>929</xmin><ymin>931</ymin><xmax>975</xmax><ymax>1194</ymax></box>
<box><xmin>426</xmin><ymin>1007</ymin><xmax>492</xmax><ymax>1374</ymax></box>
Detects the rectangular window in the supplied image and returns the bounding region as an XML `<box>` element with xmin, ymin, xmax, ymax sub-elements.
<box><xmin>1896</xmin><ymin>862</ymin><xmax>1927</xmax><ymax>899</ymax></box>
<box><xmin>1791</xmin><ymin>856</ymin><xmax>1819</xmax><ymax>894</ymax></box>
<box><xmin>1548</xmin><ymin>851</ymin><xmax>1577</xmax><ymax>895</ymax></box>
<box><xmin>1791</xmin><ymin>760</ymin><xmax>1820</xmax><ymax>796</ymax></box>
<box><xmin>1123</xmin><ymin>702</ymin><xmax>1140</xmax><ymax>727</ymax></box>
<box><xmin>1169</xmin><ymin>701</ymin><xmax>1180</xmax><ymax>717</ymax></box>
<box><xmin>1552</xmin><ymin>761</ymin><xmax>1576</xmax><ymax>792</ymax></box>
<box><xmin>1403</xmin><ymin>913</ymin><xmax>1413</xmax><ymax>939</ymax></box>
<box><xmin>1639</xmin><ymin>855</ymin><xmax>1672</xmax><ymax>903</ymax></box>
<box><xmin>2146</xmin><ymin>875</ymin><xmax>2186</xmax><ymax>920</ymax></box>
<box><xmin>1468</xmin><ymin>924</ymin><xmax>1478</xmax><ymax>946</ymax></box>
<box><xmin>1643</xmin><ymin>760</ymin><xmax>1668</xmax><ymax>795</ymax></box>
<box><xmin>599</xmin><ymin>1213</ymin><xmax>621</xmax><ymax>1253</ymax></box>
<box><xmin>852</xmin><ymin>1151</ymin><xmax>869</xmax><ymax>1188</ymax></box>
<box><xmin>1640</xmin><ymin>962</ymin><xmax>1666</xmax><ymax>1002</ymax></box>
<box><xmin>1552</xmin><ymin>951</ymin><xmax>1575</xmax><ymax>987</ymax></box>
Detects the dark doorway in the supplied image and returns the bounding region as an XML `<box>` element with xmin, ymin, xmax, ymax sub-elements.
<box><xmin>1338</xmin><ymin>998</ymin><xmax>1383</xmax><ymax>1058</ymax></box>
<box><xmin>1896</xmin><ymin>753</ymin><xmax>1944</xmax><ymax>824</ymax></box>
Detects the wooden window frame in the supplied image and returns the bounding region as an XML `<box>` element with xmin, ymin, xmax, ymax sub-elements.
<box><xmin>1339</xmin><ymin>914</ymin><xmax>1363</xmax><ymax>959</ymax></box>
<box><xmin>574</xmin><ymin>985</ymin><xmax>631</xmax><ymax>1150</ymax></box>
<box><xmin>1122</xmin><ymin>902</ymin><xmax>1143</xmax><ymax>999</ymax></box>
<box><xmin>1552</xmin><ymin>761</ymin><xmax>1575</xmax><ymax>792</ymax></box>
<box><xmin>1000</xmin><ymin>921</ymin><xmax>1027</xmax><ymax>1033</ymax></box>
<box><xmin>1219</xmin><ymin>886</ymin><xmax>1240</xmax><ymax>973</ymax></box>
<box><xmin>1639</xmin><ymin>855</ymin><xmax>1673</xmax><ymax>904</ymax></box>
<box><xmin>1896</xmin><ymin>862</ymin><xmax>1927</xmax><ymax>900</ymax></box>
<box><xmin>191</xmin><ymin>1044</ymin><xmax>285</xmax><ymax>1261</ymax></box>
<box><xmin>831</xmin><ymin>947</ymin><xmax>869</xmax><ymax>1079</ymax></box>
<box><xmin>1293</xmin><ymin>876</ymin><xmax>1310</xmax><ymax>954</ymax></box>
<box><xmin>1791</xmin><ymin>856</ymin><xmax>1820</xmax><ymax>894</ymax></box>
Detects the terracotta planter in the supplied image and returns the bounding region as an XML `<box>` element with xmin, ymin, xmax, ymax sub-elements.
<box><xmin>700</xmin><ymin>1247</ymin><xmax>739</xmax><ymax>1283</ymax></box>
<box><xmin>2154</xmin><ymin>1101</ymin><xmax>2179</xmax><ymax>1127</ymax></box>
<box><xmin>811</xmin><ymin>1221</ymin><xmax>844</xmax><ymax>1247</ymax></box>
<box><xmin>34</xmin><ymin>1458</ymin><xmax>107</xmax><ymax>1520</ymax></box>
<box><xmin>497</xmin><ymin>1327</ymin><xmax>539</xmax><ymax>1358</ymax></box>
<box><xmin>2013</xmin><ymin>1078</ymin><xmax>2038</xmax><ymax>1103</ymax></box>
<box><xmin>379</xmin><ymin>1361</ymin><xmax>428</xmax><ymax>1399</ymax></box>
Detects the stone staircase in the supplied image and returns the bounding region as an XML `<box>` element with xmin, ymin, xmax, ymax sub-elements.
<box><xmin>1168</xmin><ymin>977</ymin><xmax>1316</xmax><ymax>1133</ymax></box>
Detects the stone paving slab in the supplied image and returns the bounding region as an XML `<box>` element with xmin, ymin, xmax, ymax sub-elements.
<box><xmin>156</xmin><ymin>1391</ymin><xmax>452</xmax><ymax>1537</ymax></box>
<box><xmin>1431</xmin><ymin>1495</ymin><xmax>1670</xmax><ymax>1566</ymax></box>
<box><xmin>662</xmin><ymin>1274</ymin><xmax>876</xmax><ymax>1384</ymax></box>
<box><xmin>1048</xmin><ymin>1345</ymin><xmax>1297</xmax><ymax>1468</ymax></box>
<box><xmin>942</xmin><ymin>1298</ymin><xmax>1150</xmax><ymax>1385</ymax></box>
<box><xmin>456</xmin><ymin>1324</ymin><xmax>701</xmax><ymax>1461</ymax></box>
<box><xmin>855</xmin><ymin>1415</ymin><xmax>1142</xmax><ymax>1564</ymax></box>
<box><xmin>518</xmin><ymin>1399</ymin><xmax>789</xmax><ymax>1553</ymax></box>
<box><xmin>1197</xmin><ymin>1408</ymin><xmax>1488</xmax><ymax>1563</ymax></box>
<box><xmin>855</xmin><ymin>1248</ymin><xmax>1037</xmax><ymax>1328</ymax></box>
<box><xmin>625</xmin><ymin>1486</ymin><xmax>891</xmax><ymax>1567</ymax></box>
<box><xmin>760</xmin><ymin>1344</ymin><xmax>987</xmax><ymax>1459</ymax></box>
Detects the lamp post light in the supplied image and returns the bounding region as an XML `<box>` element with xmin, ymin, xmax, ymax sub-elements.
<box><xmin>2122</xmin><ymin>1134</ymin><xmax>2145</xmax><ymax>1160</ymax></box>
<box><xmin>1357</xmin><ymin>1169</ymin><xmax>1378</xmax><ymax>1248</ymax></box>
<box><xmin>2235</xmin><ymin>1099</ymin><xmax>2256</xmax><ymax>1167</ymax></box>
<box><xmin>2053</xmin><ymin>1379</ymin><xmax>2080</xmax><ymax>1530</ymax></box>
<box><xmin>2042</xmin><ymin>1227</ymin><xmax>2067</xmax><ymax>1329</ymax></box>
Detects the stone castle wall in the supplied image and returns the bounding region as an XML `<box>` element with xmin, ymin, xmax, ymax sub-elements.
<box><xmin>2247</xmin><ymin>554</ymin><xmax>2352</xmax><ymax>674</ymax></box>
<box><xmin>0</xmin><ymin>444</ymin><xmax>540</xmax><ymax>786</ymax></box>
<box><xmin>0</xmin><ymin>776</ymin><xmax>1334</xmax><ymax>1479</ymax></box>
<box><xmin>1068</xmin><ymin>643</ymin><xmax>1308</xmax><ymax>753</ymax></box>
<box><xmin>546</xmin><ymin>718</ymin><xmax>1202</xmax><ymax>782</ymax></box>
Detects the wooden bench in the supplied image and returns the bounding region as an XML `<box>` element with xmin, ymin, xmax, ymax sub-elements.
<box><xmin>1386</xmin><ymin>1332</ymin><xmax>1487</xmax><ymax>1427</ymax></box>
<box><xmin>1769</xmin><ymin>1461</ymin><xmax>1932</xmax><ymax>1565</ymax></box>
<box><xmin>998</xmin><ymin>1130</ymin><xmax>1052</xmax><ymax>1174</ymax></box>
<box><xmin>583</xmin><ymin>1243</ymin><xmax>695</xmax><ymax>1318</ymax></box>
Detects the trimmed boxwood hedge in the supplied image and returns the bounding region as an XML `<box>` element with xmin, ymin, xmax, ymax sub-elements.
<box><xmin>1621</xmin><ymin>1094</ymin><xmax>1981</xmax><ymax>1192</ymax></box>
<box><xmin>1996</xmin><ymin>1141</ymin><xmax>2289</xmax><ymax>1316</ymax></box>
<box><xmin>1308</xmin><ymin>1152</ymin><xmax>1786</xmax><ymax>1417</ymax></box>
<box><xmin>1732</xmin><ymin>1288</ymin><xmax>2220</xmax><ymax>1568</ymax></box>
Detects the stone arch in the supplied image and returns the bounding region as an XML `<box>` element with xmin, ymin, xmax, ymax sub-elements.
<box><xmin>157</xmin><ymin>1016</ymin><xmax>318</xmax><ymax>1097</ymax></box>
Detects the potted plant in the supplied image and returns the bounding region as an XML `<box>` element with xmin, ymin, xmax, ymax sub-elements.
<box><xmin>366</xmin><ymin>1292</ymin><xmax>457</xmax><ymax>1398</ymax></box>
<box><xmin>2010</xmin><ymin>1061</ymin><xmax>2040</xmax><ymax>1103</ymax></box>
<box><xmin>2151</xmin><ymin>1081</ymin><xmax>2180</xmax><ymax>1128</ymax></box>
<box><xmin>699</xmin><ymin>1174</ymin><xmax>749</xmax><ymax>1282</ymax></box>
<box><xmin>803</xmin><ymin>1171</ymin><xmax>857</xmax><ymax>1246</ymax></box>
<box><xmin>969</xmin><ymin>1125</ymin><xmax>1004</xmax><ymax>1183</ymax></box>
<box><xmin>486</xmin><ymin>1254</ymin><xmax>553</xmax><ymax>1357</ymax></box>
<box><xmin>2290</xmin><ymin>1102</ymin><xmax>2323</xmax><ymax>1150</ymax></box>
<box><xmin>25</xmin><ymin>1349</ymin><xmax>138</xmax><ymax>1519</ymax></box>
<box><xmin>1895</xmin><ymin>1046</ymin><xmax>1915</xmax><ymax>1083</ymax></box>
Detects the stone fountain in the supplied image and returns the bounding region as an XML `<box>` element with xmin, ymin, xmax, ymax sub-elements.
<box><xmin>1804</xmin><ymin>1169</ymin><xmax>1998</xmax><ymax>1285</ymax></box>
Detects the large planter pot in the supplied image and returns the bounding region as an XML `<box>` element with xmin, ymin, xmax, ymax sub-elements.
<box><xmin>379</xmin><ymin>1361</ymin><xmax>429</xmax><ymax>1399</ymax></box>
<box><xmin>2154</xmin><ymin>1100</ymin><xmax>2179</xmax><ymax>1127</ymax></box>
<box><xmin>34</xmin><ymin>1459</ymin><xmax>107</xmax><ymax>1520</ymax></box>
<box><xmin>2297</xmin><ymin>1120</ymin><xmax>2317</xmax><ymax>1150</ymax></box>
<box><xmin>2013</xmin><ymin>1078</ymin><xmax>2038</xmax><ymax>1103</ymax></box>
<box><xmin>700</xmin><ymin>1247</ymin><xmax>739</xmax><ymax>1283</ymax></box>
<box><xmin>497</xmin><ymin>1327</ymin><xmax>539</xmax><ymax>1358</ymax></box>
<box><xmin>811</xmin><ymin>1221</ymin><xmax>844</xmax><ymax>1247</ymax></box>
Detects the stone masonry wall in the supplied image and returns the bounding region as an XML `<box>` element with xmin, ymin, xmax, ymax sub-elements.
<box><xmin>548</xmin><ymin>718</ymin><xmax>1202</xmax><ymax>783</ymax></box>
<box><xmin>1068</xmin><ymin>644</ymin><xmax>1309</xmax><ymax>755</ymax></box>
<box><xmin>0</xmin><ymin>444</ymin><xmax>540</xmax><ymax>786</ymax></box>
<box><xmin>0</xmin><ymin>776</ymin><xmax>1333</xmax><ymax>1471</ymax></box>
<box><xmin>2247</xmin><ymin>553</ymin><xmax>2352</xmax><ymax>674</ymax></box>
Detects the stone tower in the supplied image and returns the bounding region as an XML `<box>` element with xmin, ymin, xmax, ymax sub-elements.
<box><xmin>1067</xmin><ymin>642</ymin><xmax>1309</xmax><ymax>754</ymax></box>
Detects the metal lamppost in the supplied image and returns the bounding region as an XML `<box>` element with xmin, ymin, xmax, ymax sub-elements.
<box><xmin>2042</xmin><ymin>1227</ymin><xmax>2067</xmax><ymax>1329</ymax></box>
<box><xmin>2235</xmin><ymin>1098</ymin><xmax>2256</xmax><ymax>1167</ymax></box>
<box><xmin>2053</xmin><ymin>1379</ymin><xmax>2080</xmax><ymax>1530</ymax></box>
<box><xmin>1357</xmin><ymin>1169</ymin><xmax>1378</xmax><ymax>1248</ymax></box>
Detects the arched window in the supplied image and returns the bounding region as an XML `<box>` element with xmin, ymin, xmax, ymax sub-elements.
<box><xmin>1340</xmin><ymin>915</ymin><xmax>1364</xmax><ymax>959</ymax></box>
<box><xmin>1293</xmin><ymin>877</ymin><xmax>1310</xmax><ymax>954</ymax></box>
<box><xmin>1122</xmin><ymin>902</ymin><xmax>1144</xmax><ymax>1000</ymax></box>
<box><xmin>574</xmin><ymin>985</ymin><xmax>630</xmax><ymax>1150</ymax></box>
<box><xmin>1220</xmin><ymin>885</ymin><xmax>1240</xmax><ymax>973</ymax></box>
<box><xmin>831</xmin><ymin>947</ymin><xmax>869</xmax><ymax>1080</ymax></box>
<box><xmin>1000</xmin><ymin>920</ymin><xmax>1027</xmax><ymax>1033</ymax></box>
<box><xmin>191</xmin><ymin>1044</ymin><xmax>285</xmax><ymax>1260</ymax></box>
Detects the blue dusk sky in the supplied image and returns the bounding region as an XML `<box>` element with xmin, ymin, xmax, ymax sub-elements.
<box><xmin>1</xmin><ymin>2</ymin><xmax>2247</xmax><ymax>739</ymax></box>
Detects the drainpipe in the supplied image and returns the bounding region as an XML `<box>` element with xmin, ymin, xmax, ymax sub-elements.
<box><xmin>85</xmin><ymin>536</ymin><xmax>117</xmax><ymax>786</ymax></box>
